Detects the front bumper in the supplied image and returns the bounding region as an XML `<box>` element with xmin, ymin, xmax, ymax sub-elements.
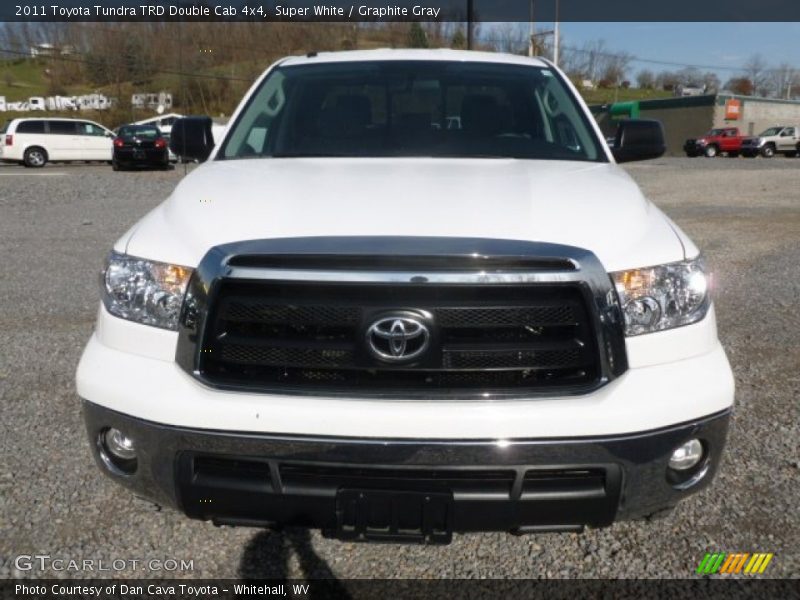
<box><xmin>84</xmin><ymin>400</ymin><xmax>730</xmax><ymax>540</ymax></box>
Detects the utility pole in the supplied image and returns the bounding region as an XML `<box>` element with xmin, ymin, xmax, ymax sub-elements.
<box><xmin>553</xmin><ymin>0</ymin><xmax>560</xmax><ymax>67</ymax></box>
<box><xmin>467</xmin><ymin>0</ymin><xmax>474</xmax><ymax>50</ymax></box>
<box><xmin>528</xmin><ymin>0</ymin><xmax>535</xmax><ymax>57</ymax></box>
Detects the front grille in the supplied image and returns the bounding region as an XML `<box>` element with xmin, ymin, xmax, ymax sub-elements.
<box><xmin>197</xmin><ymin>280</ymin><xmax>601</xmax><ymax>395</ymax></box>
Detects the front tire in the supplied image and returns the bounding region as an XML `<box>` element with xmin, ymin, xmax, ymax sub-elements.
<box><xmin>704</xmin><ymin>145</ymin><xmax>718</xmax><ymax>158</ymax></box>
<box><xmin>761</xmin><ymin>144</ymin><xmax>775</xmax><ymax>158</ymax></box>
<box><xmin>23</xmin><ymin>147</ymin><xmax>47</xmax><ymax>168</ymax></box>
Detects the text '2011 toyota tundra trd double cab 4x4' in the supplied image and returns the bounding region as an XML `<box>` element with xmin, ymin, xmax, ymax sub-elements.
<box><xmin>77</xmin><ymin>50</ymin><xmax>734</xmax><ymax>544</ymax></box>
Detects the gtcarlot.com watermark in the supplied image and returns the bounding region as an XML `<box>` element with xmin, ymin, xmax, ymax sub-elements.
<box><xmin>12</xmin><ymin>554</ymin><xmax>194</xmax><ymax>573</ymax></box>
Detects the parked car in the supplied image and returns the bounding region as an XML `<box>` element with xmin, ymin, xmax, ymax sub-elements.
<box><xmin>683</xmin><ymin>127</ymin><xmax>745</xmax><ymax>158</ymax></box>
<box><xmin>740</xmin><ymin>125</ymin><xmax>800</xmax><ymax>158</ymax></box>
<box><xmin>112</xmin><ymin>124</ymin><xmax>170</xmax><ymax>170</ymax></box>
<box><xmin>77</xmin><ymin>50</ymin><xmax>732</xmax><ymax>544</ymax></box>
<box><xmin>0</xmin><ymin>118</ymin><xmax>114</xmax><ymax>167</ymax></box>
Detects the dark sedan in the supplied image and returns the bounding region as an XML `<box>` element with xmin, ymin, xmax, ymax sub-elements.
<box><xmin>112</xmin><ymin>125</ymin><xmax>170</xmax><ymax>170</ymax></box>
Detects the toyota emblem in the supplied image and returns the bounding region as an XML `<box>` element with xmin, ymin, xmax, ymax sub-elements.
<box><xmin>366</xmin><ymin>315</ymin><xmax>431</xmax><ymax>362</ymax></box>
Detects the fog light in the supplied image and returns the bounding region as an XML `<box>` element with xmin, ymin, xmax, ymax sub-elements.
<box><xmin>98</xmin><ymin>427</ymin><xmax>137</xmax><ymax>475</ymax></box>
<box><xmin>669</xmin><ymin>439</ymin><xmax>704</xmax><ymax>471</ymax></box>
<box><xmin>104</xmin><ymin>428</ymin><xmax>136</xmax><ymax>460</ymax></box>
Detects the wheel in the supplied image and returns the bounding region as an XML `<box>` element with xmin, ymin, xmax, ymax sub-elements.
<box><xmin>704</xmin><ymin>145</ymin><xmax>718</xmax><ymax>158</ymax></box>
<box><xmin>112</xmin><ymin>160</ymin><xmax>122</xmax><ymax>171</ymax></box>
<box><xmin>761</xmin><ymin>144</ymin><xmax>775</xmax><ymax>158</ymax></box>
<box><xmin>23</xmin><ymin>147</ymin><xmax>47</xmax><ymax>168</ymax></box>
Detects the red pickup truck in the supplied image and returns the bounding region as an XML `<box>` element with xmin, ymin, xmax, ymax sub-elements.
<box><xmin>684</xmin><ymin>127</ymin><xmax>745</xmax><ymax>158</ymax></box>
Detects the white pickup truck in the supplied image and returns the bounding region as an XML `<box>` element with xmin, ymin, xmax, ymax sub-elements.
<box><xmin>77</xmin><ymin>49</ymin><xmax>734</xmax><ymax>544</ymax></box>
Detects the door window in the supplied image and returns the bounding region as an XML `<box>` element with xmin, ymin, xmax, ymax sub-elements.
<box><xmin>79</xmin><ymin>122</ymin><xmax>107</xmax><ymax>136</ymax></box>
<box><xmin>48</xmin><ymin>121</ymin><xmax>77</xmax><ymax>135</ymax></box>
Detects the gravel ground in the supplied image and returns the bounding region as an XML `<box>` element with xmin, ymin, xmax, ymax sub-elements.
<box><xmin>0</xmin><ymin>157</ymin><xmax>798</xmax><ymax>579</ymax></box>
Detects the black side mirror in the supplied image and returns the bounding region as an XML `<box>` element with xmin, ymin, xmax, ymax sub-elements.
<box><xmin>611</xmin><ymin>119</ymin><xmax>666</xmax><ymax>163</ymax></box>
<box><xmin>170</xmin><ymin>116</ymin><xmax>215</xmax><ymax>162</ymax></box>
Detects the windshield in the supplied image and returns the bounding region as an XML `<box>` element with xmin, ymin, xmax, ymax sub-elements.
<box><xmin>759</xmin><ymin>127</ymin><xmax>782</xmax><ymax>137</ymax></box>
<box><xmin>220</xmin><ymin>61</ymin><xmax>606</xmax><ymax>162</ymax></box>
<box><xmin>119</xmin><ymin>125</ymin><xmax>161</xmax><ymax>139</ymax></box>
<box><xmin>708</xmin><ymin>129</ymin><xmax>725</xmax><ymax>136</ymax></box>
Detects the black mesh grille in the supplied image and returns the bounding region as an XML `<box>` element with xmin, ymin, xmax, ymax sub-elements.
<box><xmin>199</xmin><ymin>279</ymin><xmax>601</xmax><ymax>395</ymax></box>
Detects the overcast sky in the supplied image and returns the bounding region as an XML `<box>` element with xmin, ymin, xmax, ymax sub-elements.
<box><xmin>559</xmin><ymin>22</ymin><xmax>800</xmax><ymax>79</ymax></box>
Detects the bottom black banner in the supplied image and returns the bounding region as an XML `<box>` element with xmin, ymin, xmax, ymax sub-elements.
<box><xmin>2</xmin><ymin>579</ymin><xmax>798</xmax><ymax>600</ymax></box>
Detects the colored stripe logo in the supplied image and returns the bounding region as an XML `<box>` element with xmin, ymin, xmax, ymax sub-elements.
<box><xmin>696</xmin><ymin>552</ymin><xmax>774</xmax><ymax>574</ymax></box>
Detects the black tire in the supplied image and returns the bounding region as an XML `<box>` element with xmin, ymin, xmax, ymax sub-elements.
<box><xmin>761</xmin><ymin>144</ymin><xmax>775</xmax><ymax>158</ymax></box>
<box><xmin>685</xmin><ymin>152</ymin><xmax>698</xmax><ymax>158</ymax></box>
<box><xmin>112</xmin><ymin>160</ymin><xmax>122</xmax><ymax>171</ymax></box>
<box><xmin>728</xmin><ymin>152</ymin><xmax>739</xmax><ymax>158</ymax></box>
<box><xmin>704</xmin><ymin>145</ymin><xmax>718</xmax><ymax>158</ymax></box>
<box><xmin>23</xmin><ymin>147</ymin><xmax>47</xmax><ymax>168</ymax></box>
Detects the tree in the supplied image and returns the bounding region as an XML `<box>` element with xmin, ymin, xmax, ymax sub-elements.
<box><xmin>636</xmin><ymin>69</ymin><xmax>655</xmax><ymax>89</ymax></box>
<box><xmin>451</xmin><ymin>28</ymin><xmax>466</xmax><ymax>50</ymax></box>
<box><xmin>702</xmin><ymin>72</ymin><xmax>721</xmax><ymax>94</ymax></box>
<box><xmin>407</xmin><ymin>23</ymin><xmax>429</xmax><ymax>49</ymax></box>
<box><xmin>770</xmin><ymin>63</ymin><xmax>797</xmax><ymax>99</ymax></box>
<box><xmin>724</xmin><ymin>77</ymin><xmax>754</xmax><ymax>96</ymax></box>
<box><xmin>493</xmin><ymin>23</ymin><xmax>527</xmax><ymax>55</ymax></box>
<box><xmin>742</xmin><ymin>54</ymin><xmax>771</xmax><ymax>97</ymax></box>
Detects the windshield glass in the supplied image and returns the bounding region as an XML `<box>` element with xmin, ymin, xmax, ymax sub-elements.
<box><xmin>708</xmin><ymin>129</ymin><xmax>724</xmax><ymax>136</ymax></box>
<box><xmin>220</xmin><ymin>61</ymin><xmax>605</xmax><ymax>162</ymax></box>
<box><xmin>119</xmin><ymin>125</ymin><xmax>160</xmax><ymax>139</ymax></box>
<box><xmin>759</xmin><ymin>127</ymin><xmax>782</xmax><ymax>136</ymax></box>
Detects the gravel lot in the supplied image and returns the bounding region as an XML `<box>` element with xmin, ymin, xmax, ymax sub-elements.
<box><xmin>1</xmin><ymin>157</ymin><xmax>798</xmax><ymax>579</ymax></box>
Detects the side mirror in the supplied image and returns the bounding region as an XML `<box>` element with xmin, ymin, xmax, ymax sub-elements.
<box><xmin>611</xmin><ymin>119</ymin><xmax>666</xmax><ymax>163</ymax></box>
<box><xmin>170</xmin><ymin>116</ymin><xmax>215</xmax><ymax>162</ymax></box>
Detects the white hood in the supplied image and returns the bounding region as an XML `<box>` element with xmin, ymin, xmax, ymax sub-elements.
<box><xmin>122</xmin><ymin>158</ymin><xmax>685</xmax><ymax>272</ymax></box>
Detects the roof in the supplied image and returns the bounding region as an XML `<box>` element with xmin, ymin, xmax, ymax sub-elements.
<box><xmin>279</xmin><ymin>48</ymin><xmax>549</xmax><ymax>69</ymax></box>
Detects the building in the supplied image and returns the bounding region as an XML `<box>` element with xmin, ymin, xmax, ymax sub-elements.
<box><xmin>592</xmin><ymin>94</ymin><xmax>800</xmax><ymax>155</ymax></box>
<box><xmin>29</xmin><ymin>43</ymin><xmax>74</xmax><ymax>58</ymax></box>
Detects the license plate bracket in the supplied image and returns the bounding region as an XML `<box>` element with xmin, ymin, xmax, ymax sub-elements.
<box><xmin>333</xmin><ymin>488</ymin><xmax>453</xmax><ymax>544</ymax></box>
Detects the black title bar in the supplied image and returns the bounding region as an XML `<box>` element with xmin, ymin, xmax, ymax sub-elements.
<box><xmin>3</xmin><ymin>0</ymin><xmax>800</xmax><ymax>22</ymax></box>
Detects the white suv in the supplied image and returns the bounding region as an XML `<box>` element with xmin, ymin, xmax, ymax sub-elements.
<box><xmin>76</xmin><ymin>50</ymin><xmax>734</xmax><ymax>544</ymax></box>
<box><xmin>0</xmin><ymin>117</ymin><xmax>114</xmax><ymax>167</ymax></box>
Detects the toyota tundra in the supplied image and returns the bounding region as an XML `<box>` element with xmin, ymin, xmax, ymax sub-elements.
<box><xmin>76</xmin><ymin>50</ymin><xmax>734</xmax><ymax>544</ymax></box>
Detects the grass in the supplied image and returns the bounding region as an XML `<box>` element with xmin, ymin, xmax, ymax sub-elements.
<box><xmin>579</xmin><ymin>87</ymin><xmax>674</xmax><ymax>105</ymax></box>
<box><xmin>1</xmin><ymin>58</ymin><xmax>92</xmax><ymax>101</ymax></box>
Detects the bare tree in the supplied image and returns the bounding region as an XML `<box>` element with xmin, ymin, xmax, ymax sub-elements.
<box><xmin>742</xmin><ymin>54</ymin><xmax>771</xmax><ymax>97</ymax></box>
<box><xmin>770</xmin><ymin>63</ymin><xmax>797</xmax><ymax>99</ymax></box>
<box><xmin>636</xmin><ymin>69</ymin><xmax>655</xmax><ymax>89</ymax></box>
<box><xmin>492</xmin><ymin>23</ymin><xmax>527</xmax><ymax>56</ymax></box>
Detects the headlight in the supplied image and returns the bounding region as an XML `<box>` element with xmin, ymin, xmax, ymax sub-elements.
<box><xmin>101</xmin><ymin>251</ymin><xmax>193</xmax><ymax>330</ymax></box>
<box><xmin>611</xmin><ymin>256</ymin><xmax>711</xmax><ymax>336</ymax></box>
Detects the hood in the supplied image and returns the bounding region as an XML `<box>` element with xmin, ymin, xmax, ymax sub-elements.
<box><xmin>122</xmin><ymin>158</ymin><xmax>685</xmax><ymax>273</ymax></box>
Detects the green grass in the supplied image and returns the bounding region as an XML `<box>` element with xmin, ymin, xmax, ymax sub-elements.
<box><xmin>1</xmin><ymin>58</ymin><xmax>92</xmax><ymax>101</ymax></box>
<box><xmin>579</xmin><ymin>87</ymin><xmax>673</xmax><ymax>105</ymax></box>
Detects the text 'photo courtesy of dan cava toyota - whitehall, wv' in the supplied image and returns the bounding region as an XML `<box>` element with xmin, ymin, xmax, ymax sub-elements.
<box><xmin>75</xmin><ymin>49</ymin><xmax>733</xmax><ymax>544</ymax></box>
